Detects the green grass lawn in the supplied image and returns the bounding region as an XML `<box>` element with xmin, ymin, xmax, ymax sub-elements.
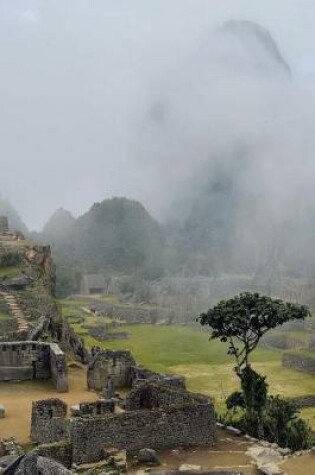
<box><xmin>80</xmin><ymin>324</ymin><xmax>315</xmax><ymax>423</ymax></box>
<box><xmin>0</xmin><ymin>311</ymin><xmax>10</xmax><ymax>321</ymax></box>
<box><xmin>0</xmin><ymin>266</ymin><xmax>21</xmax><ymax>277</ymax></box>
<box><xmin>60</xmin><ymin>297</ymin><xmax>315</xmax><ymax>430</ymax></box>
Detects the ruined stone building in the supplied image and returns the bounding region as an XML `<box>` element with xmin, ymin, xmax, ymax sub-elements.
<box><xmin>0</xmin><ymin>342</ymin><xmax>68</xmax><ymax>392</ymax></box>
<box><xmin>0</xmin><ymin>218</ymin><xmax>216</xmax><ymax>470</ymax></box>
<box><xmin>87</xmin><ymin>348</ymin><xmax>185</xmax><ymax>393</ymax></box>
<box><xmin>31</xmin><ymin>382</ymin><xmax>214</xmax><ymax>467</ymax></box>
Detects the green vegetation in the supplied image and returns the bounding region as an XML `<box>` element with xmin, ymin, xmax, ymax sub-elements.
<box><xmin>45</xmin><ymin>198</ymin><xmax>165</xmax><ymax>279</ymax></box>
<box><xmin>199</xmin><ymin>292</ymin><xmax>313</xmax><ymax>448</ymax></box>
<box><xmin>199</xmin><ymin>292</ymin><xmax>310</xmax><ymax>375</ymax></box>
<box><xmin>0</xmin><ymin>251</ymin><xmax>22</xmax><ymax>268</ymax></box>
<box><xmin>54</xmin><ymin>256</ymin><xmax>82</xmax><ymax>298</ymax></box>
<box><xmin>60</xmin><ymin>296</ymin><xmax>315</xmax><ymax>432</ymax></box>
<box><xmin>0</xmin><ymin>311</ymin><xmax>10</xmax><ymax>321</ymax></box>
<box><xmin>0</xmin><ymin>266</ymin><xmax>22</xmax><ymax>277</ymax></box>
<box><xmin>0</xmin><ymin>251</ymin><xmax>23</xmax><ymax>278</ymax></box>
<box><xmin>68</xmin><ymin>321</ymin><xmax>315</xmax><ymax>407</ymax></box>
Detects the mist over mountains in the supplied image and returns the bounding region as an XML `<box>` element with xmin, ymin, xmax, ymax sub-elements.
<box><xmin>1</xmin><ymin>18</ymin><xmax>315</xmax><ymax>291</ymax></box>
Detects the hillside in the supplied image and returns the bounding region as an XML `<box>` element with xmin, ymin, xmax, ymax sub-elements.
<box><xmin>43</xmin><ymin>198</ymin><xmax>165</xmax><ymax>277</ymax></box>
<box><xmin>0</xmin><ymin>219</ymin><xmax>86</xmax><ymax>360</ymax></box>
<box><xmin>42</xmin><ymin>207</ymin><xmax>76</xmax><ymax>250</ymax></box>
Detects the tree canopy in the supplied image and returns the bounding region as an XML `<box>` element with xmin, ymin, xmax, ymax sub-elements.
<box><xmin>198</xmin><ymin>292</ymin><xmax>310</xmax><ymax>374</ymax></box>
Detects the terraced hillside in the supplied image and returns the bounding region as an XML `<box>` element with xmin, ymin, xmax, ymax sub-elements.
<box><xmin>0</xmin><ymin>222</ymin><xmax>87</xmax><ymax>360</ymax></box>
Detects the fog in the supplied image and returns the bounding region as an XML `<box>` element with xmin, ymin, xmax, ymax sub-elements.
<box><xmin>1</xmin><ymin>0</ymin><xmax>315</xmax><ymax>232</ymax></box>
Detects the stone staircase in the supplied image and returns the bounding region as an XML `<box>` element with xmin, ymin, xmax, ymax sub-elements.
<box><xmin>0</xmin><ymin>291</ymin><xmax>30</xmax><ymax>334</ymax></box>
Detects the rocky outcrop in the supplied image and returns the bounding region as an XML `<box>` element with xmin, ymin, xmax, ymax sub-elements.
<box><xmin>0</xmin><ymin>221</ymin><xmax>87</xmax><ymax>363</ymax></box>
<box><xmin>4</xmin><ymin>453</ymin><xmax>73</xmax><ymax>475</ymax></box>
<box><xmin>23</xmin><ymin>245</ymin><xmax>56</xmax><ymax>296</ymax></box>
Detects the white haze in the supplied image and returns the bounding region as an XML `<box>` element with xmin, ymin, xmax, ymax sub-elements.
<box><xmin>1</xmin><ymin>0</ymin><xmax>315</xmax><ymax>230</ymax></box>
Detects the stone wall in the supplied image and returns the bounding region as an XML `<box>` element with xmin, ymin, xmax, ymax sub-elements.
<box><xmin>88</xmin><ymin>348</ymin><xmax>186</xmax><ymax>393</ymax></box>
<box><xmin>70</xmin><ymin>401</ymin><xmax>215</xmax><ymax>464</ymax></box>
<box><xmin>30</xmin><ymin>383</ymin><xmax>215</xmax><ymax>466</ymax></box>
<box><xmin>282</xmin><ymin>352</ymin><xmax>315</xmax><ymax>375</ymax></box>
<box><xmin>130</xmin><ymin>366</ymin><xmax>186</xmax><ymax>389</ymax></box>
<box><xmin>71</xmin><ymin>400</ymin><xmax>115</xmax><ymax>417</ymax></box>
<box><xmin>289</xmin><ymin>395</ymin><xmax>315</xmax><ymax>408</ymax></box>
<box><xmin>89</xmin><ymin>302</ymin><xmax>175</xmax><ymax>325</ymax></box>
<box><xmin>31</xmin><ymin>399</ymin><xmax>69</xmax><ymax>444</ymax></box>
<box><xmin>87</xmin><ymin>349</ymin><xmax>136</xmax><ymax>391</ymax></box>
<box><xmin>50</xmin><ymin>343</ymin><xmax>69</xmax><ymax>392</ymax></box>
<box><xmin>263</xmin><ymin>333</ymin><xmax>305</xmax><ymax>350</ymax></box>
<box><xmin>0</xmin><ymin>341</ymin><xmax>68</xmax><ymax>392</ymax></box>
<box><xmin>35</xmin><ymin>440</ymin><xmax>72</xmax><ymax>469</ymax></box>
<box><xmin>125</xmin><ymin>381</ymin><xmax>209</xmax><ymax>411</ymax></box>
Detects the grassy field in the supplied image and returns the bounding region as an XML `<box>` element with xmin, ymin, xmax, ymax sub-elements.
<box><xmin>0</xmin><ymin>266</ymin><xmax>22</xmax><ymax>277</ymax></box>
<box><xmin>60</xmin><ymin>299</ymin><xmax>315</xmax><ymax>429</ymax></box>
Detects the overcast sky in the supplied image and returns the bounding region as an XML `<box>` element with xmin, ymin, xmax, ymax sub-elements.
<box><xmin>1</xmin><ymin>0</ymin><xmax>315</xmax><ymax>229</ymax></box>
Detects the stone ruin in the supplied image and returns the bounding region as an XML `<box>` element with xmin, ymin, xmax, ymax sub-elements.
<box><xmin>87</xmin><ymin>349</ymin><xmax>136</xmax><ymax>391</ymax></box>
<box><xmin>70</xmin><ymin>399</ymin><xmax>115</xmax><ymax>417</ymax></box>
<box><xmin>30</xmin><ymin>383</ymin><xmax>214</xmax><ymax>467</ymax></box>
<box><xmin>31</xmin><ymin>399</ymin><xmax>69</xmax><ymax>445</ymax></box>
<box><xmin>87</xmin><ymin>348</ymin><xmax>185</xmax><ymax>393</ymax></box>
<box><xmin>0</xmin><ymin>341</ymin><xmax>68</xmax><ymax>392</ymax></box>
<box><xmin>25</xmin><ymin>349</ymin><xmax>215</xmax><ymax>468</ymax></box>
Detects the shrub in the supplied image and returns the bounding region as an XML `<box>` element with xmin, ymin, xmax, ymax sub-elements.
<box><xmin>222</xmin><ymin>392</ymin><xmax>313</xmax><ymax>450</ymax></box>
<box><xmin>0</xmin><ymin>252</ymin><xmax>22</xmax><ymax>268</ymax></box>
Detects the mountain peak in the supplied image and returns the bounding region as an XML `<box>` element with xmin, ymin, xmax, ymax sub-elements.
<box><xmin>42</xmin><ymin>207</ymin><xmax>75</xmax><ymax>239</ymax></box>
<box><xmin>219</xmin><ymin>20</ymin><xmax>291</xmax><ymax>76</ymax></box>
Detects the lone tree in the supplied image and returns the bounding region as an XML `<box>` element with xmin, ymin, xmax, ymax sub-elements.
<box><xmin>198</xmin><ymin>292</ymin><xmax>310</xmax><ymax>377</ymax></box>
<box><xmin>198</xmin><ymin>292</ymin><xmax>311</xmax><ymax>446</ymax></box>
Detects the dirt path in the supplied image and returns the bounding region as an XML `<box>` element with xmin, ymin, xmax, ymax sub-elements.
<box><xmin>130</xmin><ymin>429</ymin><xmax>314</xmax><ymax>475</ymax></box>
<box><xmin>0</xmin><ymin>366</ymin><xmax>98</xmax><ymax>443</ymax></box>
<box><xmin>130</xmin><ymin>431</ymin><xmax>256</xmax><ymax>474</ymax></box>
<box><xmin>281</xmin><ymin>454</ymin><xmax>315</xmax><ymax>474</ymax></box>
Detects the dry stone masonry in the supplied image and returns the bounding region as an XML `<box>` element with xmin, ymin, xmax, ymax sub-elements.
<box><xmin>88</xmin><ymin>349</ymin><xmax>136</xmax><ymax>391</ymax></box>
<box><xmin>88</xmin><ymin>348</ymin><xmax>186</xmax><ymax>393</ymax></box>
<box><xmin>282</xmin><ymin>352</ymin><xmax>315</xmax><ymax>375</ymax></box>
<box><xmin>30</xmin><ymin>380</ymin><xmax>215</xmax><ymax>466</ymax></box>
<box><xmin>31</xmin><ymin>399</ymin><xmax>69</xmax><ymax>444</ymax></box>
<box><xmin>0</xmin><ymin>341</ymin><xmax>68</xmax><ymax>392</ymax></box>
<box><xmin>70</xmin><ymin>399</ymin><xmax>115</xmax><ymax>417</ymax></box>
<box><xmin>70</xmin><ymin>396</ymin><xmax>214</xmax><ymax>465</ymax></box>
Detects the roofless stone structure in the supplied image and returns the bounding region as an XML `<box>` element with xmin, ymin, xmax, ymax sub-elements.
<box><xmin>0</xmin><ymin>341</ymin><xmax>68</xmax><ymax>392</ymax></box>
